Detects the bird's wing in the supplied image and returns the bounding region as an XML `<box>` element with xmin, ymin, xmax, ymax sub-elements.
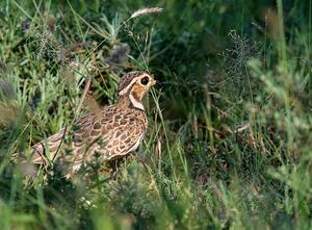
<box><xmin>99</xmin><ymin>108</ymin><xmax>147</xmax><ymax>160</ymax></box>
<box><xmin>67</xmin><ymin>109</ymin><xmax>147</xmax><ymax>173</ymax></box>
<box><xmin>103</xmin><ymin>122</ymin><xmax>146</xmax><ymax>160</ymax></box>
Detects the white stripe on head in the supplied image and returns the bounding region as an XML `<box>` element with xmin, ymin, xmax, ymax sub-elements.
<box><xmin>129</xmin><ymin>94</ymin><xmax>144</xmax><ymax>110</ymax></box>
<box><xmin>118</xmin><ymin>77</ymin><xmax>139</xmax><ymax>96</ymax></box>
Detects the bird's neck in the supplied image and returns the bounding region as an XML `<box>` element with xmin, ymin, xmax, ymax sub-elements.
<box><xmin>117</xmin><ymin>94</ymin><xmax>144</xmax><ymax>111</ymax></box>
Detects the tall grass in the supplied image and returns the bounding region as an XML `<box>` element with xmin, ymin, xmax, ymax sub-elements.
<box><xmin>0</xmin><ymin>0</ymin><xmax>311</xmax><ymax>229</ymax></box>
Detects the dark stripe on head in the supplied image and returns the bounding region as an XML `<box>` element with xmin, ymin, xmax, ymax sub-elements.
<box><xmin>117</xmin><ymin>71</ymin><xmax>146</xmax><ymax>94</ymax></box>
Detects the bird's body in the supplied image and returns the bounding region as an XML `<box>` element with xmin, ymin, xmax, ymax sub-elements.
<box><xmin>27</xmin><ymin>71</ymin><xmax>155</xmax><ymax>178</ymax></box>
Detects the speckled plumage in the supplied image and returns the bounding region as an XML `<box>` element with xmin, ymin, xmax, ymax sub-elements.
<box><xmin>29</xmin><ymin>71</ymin><xmax>155</xmax><ymax>178</ymax></box>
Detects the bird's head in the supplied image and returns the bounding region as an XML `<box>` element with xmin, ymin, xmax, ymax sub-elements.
<box><xmin>117</xmin><ymin>71</ymin><xmax>156</xmax><ymax>110</ymax></box>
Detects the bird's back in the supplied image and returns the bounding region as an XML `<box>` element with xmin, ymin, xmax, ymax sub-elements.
<box><xmin>30</xmin><ymin>104</ymin><xmax>147</xmax><ymax>176</ymax></box>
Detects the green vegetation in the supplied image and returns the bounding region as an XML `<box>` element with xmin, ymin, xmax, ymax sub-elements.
<box><xmin>0</xmin><ymin>0</ymin><xmax>311</xmax><ymax>229</ymax></box>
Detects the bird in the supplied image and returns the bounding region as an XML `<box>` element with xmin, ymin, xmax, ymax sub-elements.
<box><xmin>26</xmin><ymin>71</ymin><xmax>156</xmax><ymax>178</ymax></box>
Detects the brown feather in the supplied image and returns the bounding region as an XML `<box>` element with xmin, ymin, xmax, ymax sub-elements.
<box><xmin>26</xmin><ymin>71</ymin><xmax>154</xmax><ymax>178</ymax></box>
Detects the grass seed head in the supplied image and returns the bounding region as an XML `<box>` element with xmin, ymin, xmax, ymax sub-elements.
<box><xmin>130</xmin><ymin>7</ymin><xmax>163</xmax><ymax>19</ymax></box>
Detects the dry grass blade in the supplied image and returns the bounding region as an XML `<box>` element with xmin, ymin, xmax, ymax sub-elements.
<box><xmin>75</xmin><ymin>77</ymin><xmax>92</xmax><ymax>121</ymax></box>
<box><xmin>130</xmin><ymin>7</ymin><xmax>163</xmax><ymax>19</ymax></box>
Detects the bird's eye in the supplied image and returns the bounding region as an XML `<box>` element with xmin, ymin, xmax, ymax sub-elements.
<box><xmin>140</xmin><ymin>76</ymin><xmax>149</xmax><ymax>85</ymax></box>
